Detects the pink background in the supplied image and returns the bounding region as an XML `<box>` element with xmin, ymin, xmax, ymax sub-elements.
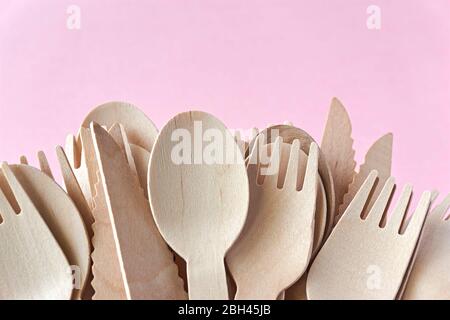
<box><xmin>0</xmin><ymin>1</ymin><xmax>449</xmax><ymax>203</ymax></box>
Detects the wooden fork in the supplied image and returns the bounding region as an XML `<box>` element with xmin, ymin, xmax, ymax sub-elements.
<box><xmin>0</xmin><ymin>163</ymin><xmax>72</xmax><ymax>299</ymax></box>
<box><xmin>227</xmin><ymin>137</ymin><xmax>319</xmax><ymax>299</ymax></box>
<box><xmin>403</xmin><ymin>194</ymin><xmax>450</xmax><ymax>299</ymax></box>
<box><xmin>307</xmin><ymin>171</ymin><xmax>431</xmax><ymax>299</ymax></box>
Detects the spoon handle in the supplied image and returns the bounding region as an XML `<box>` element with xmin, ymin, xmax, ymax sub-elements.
<box><xmin>234</xmin><ymin>284</ymin><xmax>279</xmax><ymax>300</ymax></box>
<box><xmin>187</xmin><ymin>256</ymin><xmax>228</xmax><ymax>300</ymax></box>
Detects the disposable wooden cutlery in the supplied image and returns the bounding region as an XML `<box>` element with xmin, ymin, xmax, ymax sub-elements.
<box><xmin>307</xmin><ymin>171</ymin><xmax>431</xmax><ymax>299</ymax></box>
<box><xmin>227</xmin><ymin>138</ymin><xmax>319</xmax><ymax>300</ymax></box>
<box><xmin>89</xmin><ymin>124</ymin><xmax>140</xmax><ymax>300</ymax></box>
<box><xmin>92</xmin><ymin>123</ymin><xmax>186</xmax><ymax>299</ymax></box>
<box><xmin>248</xmin><ymin>124</ymin><xmax>335</xmax><ymax>238</ymax></box>
<box><xmin>403</xmin><ymin>194</ymin><xmax>450</xmax><ymax>300</ymax></box>
<box><xmin>336</xmin><ymin>133</ymin><xmax>393</xmax><ymax>224</ymax></box>
<box><xmin>19</xmin><ymin>151</ymin><xmax>54</xmax><ymax>179</ymax></box>
<box><xmin>321</xmin><ymin>98</ymin><xmax>356</xmax><ymax>220</ymax></box>
<box><xmin>149</xmin><ymin>111</ymin><xmax>249</xmax><ymax>300</ymax></box>
<box><xmin>81</xmin><ymin>101</ymin><xmax>158</xmax><ymax>152</ymax></box>
<box><xmin>8</xmin><ymin>163</ymin><xmax>91</xmax><ymax>299</ymax></box>
<box><xmin>0</xmin><ymin>163</ymin><xmax>73</xmax><ymax>299</ymax></box>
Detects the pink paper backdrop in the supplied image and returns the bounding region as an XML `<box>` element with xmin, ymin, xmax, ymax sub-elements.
<box><xmin>0</xmin><ymin>1</ymin><xmax>449</xmax><ymax>203</ymax></box>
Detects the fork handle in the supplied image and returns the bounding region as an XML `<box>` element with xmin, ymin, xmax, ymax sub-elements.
<box><xmin>187</xmin><ymin>255</ymin><xmax>228</xmax><ymax>300</ymax></box>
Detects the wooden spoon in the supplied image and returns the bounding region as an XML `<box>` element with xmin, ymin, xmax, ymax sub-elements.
<box><xmin>148</xmin><ymin>111</ymin><xmax>249</xmax><ymax>300</ymax></box>
<box><xmin>81</xmin><ymin>101</ymin><xmax>158</xmax><ymax>152</ymax></box>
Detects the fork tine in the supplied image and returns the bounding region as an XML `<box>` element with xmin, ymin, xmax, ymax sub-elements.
<box><xmin>37</xmin><ymin>151</ymin><xmax>54</xmax><ymax>180</ymax></box>
<box><xmin>366</xmin><ymin>177</ymin><xmax>395</xmax><ymax>225</ymax></box>
<box><xmin>250</xmin><ymin>127</ymin><xmax>259</xmax><ymax>140</ymax></box>
<box><xmin>233</xmin><ymin>131</ymin><xmax>246</xmax><ymax>157</ymax></box>
<box><xmin>1</xmin><ymin>163</ymin><xmax>35</xmax><ymax>213</ymax></box>
<box><xmin>260</xmin><ymin>137</ymin><xmax>282</xmax><ymax>186</ymax></box>
<box><xmin>65</xmin><ymin>134</ymin><xmax>78</xmax><ymax>168</ymax></box>
<box><xmin>403</xmin><ymin>191</ymin><xmax>431</xmax><ymax>236</ymax></box>
<box><xmin>246</xmin><ymin>134</ymin><xmax>261</xmax><ymax>185</ymax></box>
<box><xmin>430</xmin><ymin>190</ymin><xmax>439</xmax><ymax>202</ymax></box>
<box><xmin>438</xmin><ymin>194</ymin><xmax>450</xmax><ymax>220</ymax></box>
<box><xmin>56</xmin><ymin>146</ymin><xmax>94</xmax><ymax>228</ymax></box>
<box><xmin>297</xmin><ymin>143</ymin><xmax>319</xmax><ymax>222</ymax></box>
<box><xmin>387</xmin><ymin>185</ymin><xmax>413</xmax><ymax>233</ymax></box>
<box><xmin>301</xmin><ymin>143</ymin><xmax>319</xmax><ymax>194</ymax></box>
<box><xmin>0</xmin><ymin>185</ymin><xmax>17</xmax><ymax>222</ymax></box>
<box><xmin>283</xmin><ymin>140</ymin><xmax>301</xmax><ymax>189</ymax></box>
<box><xmin>341</xmin><ymin>170</ymin><xmax>378</xmax><ymax>221</ymax></box>
<box><xmin>19</xmin><ymin>156</ymin><xmax>28</xmax><ymax>165</ymax></box>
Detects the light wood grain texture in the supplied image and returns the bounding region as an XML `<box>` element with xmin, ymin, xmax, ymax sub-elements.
<box><xmin>149</xmin><ymin>111</ymin><xmax>249</xmax><ymax>300</ymax></box>
<box><xmin>81</xmin><ymin>101</ymin><xmax>158</xmax><ymax>152</ymax></box>
<box><xmin>130</xmin><ymin>144</ymin><xmax>150</xmax><ymax>196</ymax></box>
<box><xmin>65</xmin><ymin>132</ymin><xmax>95</xmax><ymax>208</ymax></box>
<box><xmin>402</xmin><ymin>194</ymin><xmax>450</xmax><ymax>300</ymax></box>
<box><xmin>321</xmin><ymin>98</ymin><xmax>356</xmax><ymax>221</ymax></box>
<box><xmin>6</xmin><ymin>164</ymin><xmax>91</xmax><ymax>300</ymax></box>
<box><xmin>227</xmin><ymin>139</ymin><xmax>319</xmax><ymax>300</ymax></box>
<box><xmin>248</xmin><ymin>125</ymin><xmax>335</xmax><ymax>240</ymax></box>
<box><xmin>282</xmin><ymin>176</ymin><xmax>327</xmax><ymax>301</ymax></box>
<box><xmin>91</xmin><ymin>168</ymin><xmax>128</xmax><ymax>300</ymax></box>
<box><xmin>89</xmin><ymin>125</ymin><xmax>134</xmax><ymax>300</ymax></box>
<box><xmin>307</xmin><ymin>171</ymin><xmax>432</xmax><ymax>299</ymax></box>
<box><xmin>92</xmin><ymin>123</ymin><xmax>186</xmax><ymax>299</ymax></box>
<box><xmin>88</xmin><ymin>123</ymin><xmax>144</xmax><ymax>300</ymax></box>
<box><xmin>395</xmin><ymin>190</ymin><xmax>440</xmax><ymax>299</ymax></box>
<box><xmin>0</xmin><ymin>163</ymin><xmax>73</xmax><ymax>300</ymax></box>
<box><xmin>336</xmin><ymin>133</ymin><xmax>393</xmax><ymax>224</ymax></box>
<box><xmin>56</xmin><ymin>146</ymin><xmax>94</xmax><ymax>237</ymax></box>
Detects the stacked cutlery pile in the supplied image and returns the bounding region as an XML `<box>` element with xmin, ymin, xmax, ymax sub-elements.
<box><xmin>0</xmin><ymin>99</ymin><xmax>448</xmax><ymax>300</ymax></box>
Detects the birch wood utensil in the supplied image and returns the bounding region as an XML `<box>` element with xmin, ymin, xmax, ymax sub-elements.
<box><xmin>307</xmin><ymin>171</ymin><xmax>432</xmax><ymax>299</ymax></box>
<box><xmin>336</xmin><ymin>133</ymin><xmax>393</xmax><ymax>224</ymax></box>
<box><xmin>92</xmin><ymin>123</ymin><xmax>186</xmax><ymax>299</ymax></box>
<box><xmin>81</xmin><ymin>101</ymin><xmax>158</xmax><ymax>152</ymax></box>
<box><xmin>395</xmin><ymin>191</ymin><xmax>440</xmax><ymax>299</ymax></box>
<box><xmin>248</xmin><ymin>124</ymin><xmax>335</xmax><ymax>239</ymax></box>
<box><xmin>227</xmin><ymin>138</ymin><xmax>319</xmax><ymax>300</ymax></box>
<box><xmin>149</xmin><ymin>111</ymin><xmax>249</xmax><ymax>300</ymax></box>
<box><xmin>276</xmin><ymin>141</ymin><xmax>327</xmax><ymax>254</ymax></box>
<box><xmin>402</xmin><ymin>194</ymin><xmax>450</xmax><ymax>300</ymax></box>
<box><xmin>0</xmin><ymin>163</ymin><xmax>73</xmax><ymax>300</ymax></box>
<box><xmin>130</xmin><ymin>144</ymin><xmax>150</xmax><ymax>195</ymax></box>
<box><xmin>6</xmin><ymin>163</ymin><xmax>91</xmax><ymax>300</ymax></box>
<box><xmin>88</xmin><ymin>124</ymin><xmax>141</xmax><ymax>300</ymax></box>
<box><xmin>321</xmin><ymin>98</ymin><xmax>356</xmax><ymax>219</ymax></box>
<box><xmin>56</xmin><ymin>146</ymin><xmax>94</xmax><ymax>237</ymax></box>
<box><xmin>91</xmin><ymin>167</ymin><xmax>128</xmax><ymax>300</ymax></box>
<box><xmin>19</xmin><ymin>151</ymin><xmax>54</xmax><ymax>179</ymax></box>
<box><xmin>65</xmin><ymin>131</ymin><xmax>96</xmax><ymax>208</ymax></box>
<box><xmin>22</xmin><ymin>151</ymin><xmax>93</xmax><ymax>300</ymax></box>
